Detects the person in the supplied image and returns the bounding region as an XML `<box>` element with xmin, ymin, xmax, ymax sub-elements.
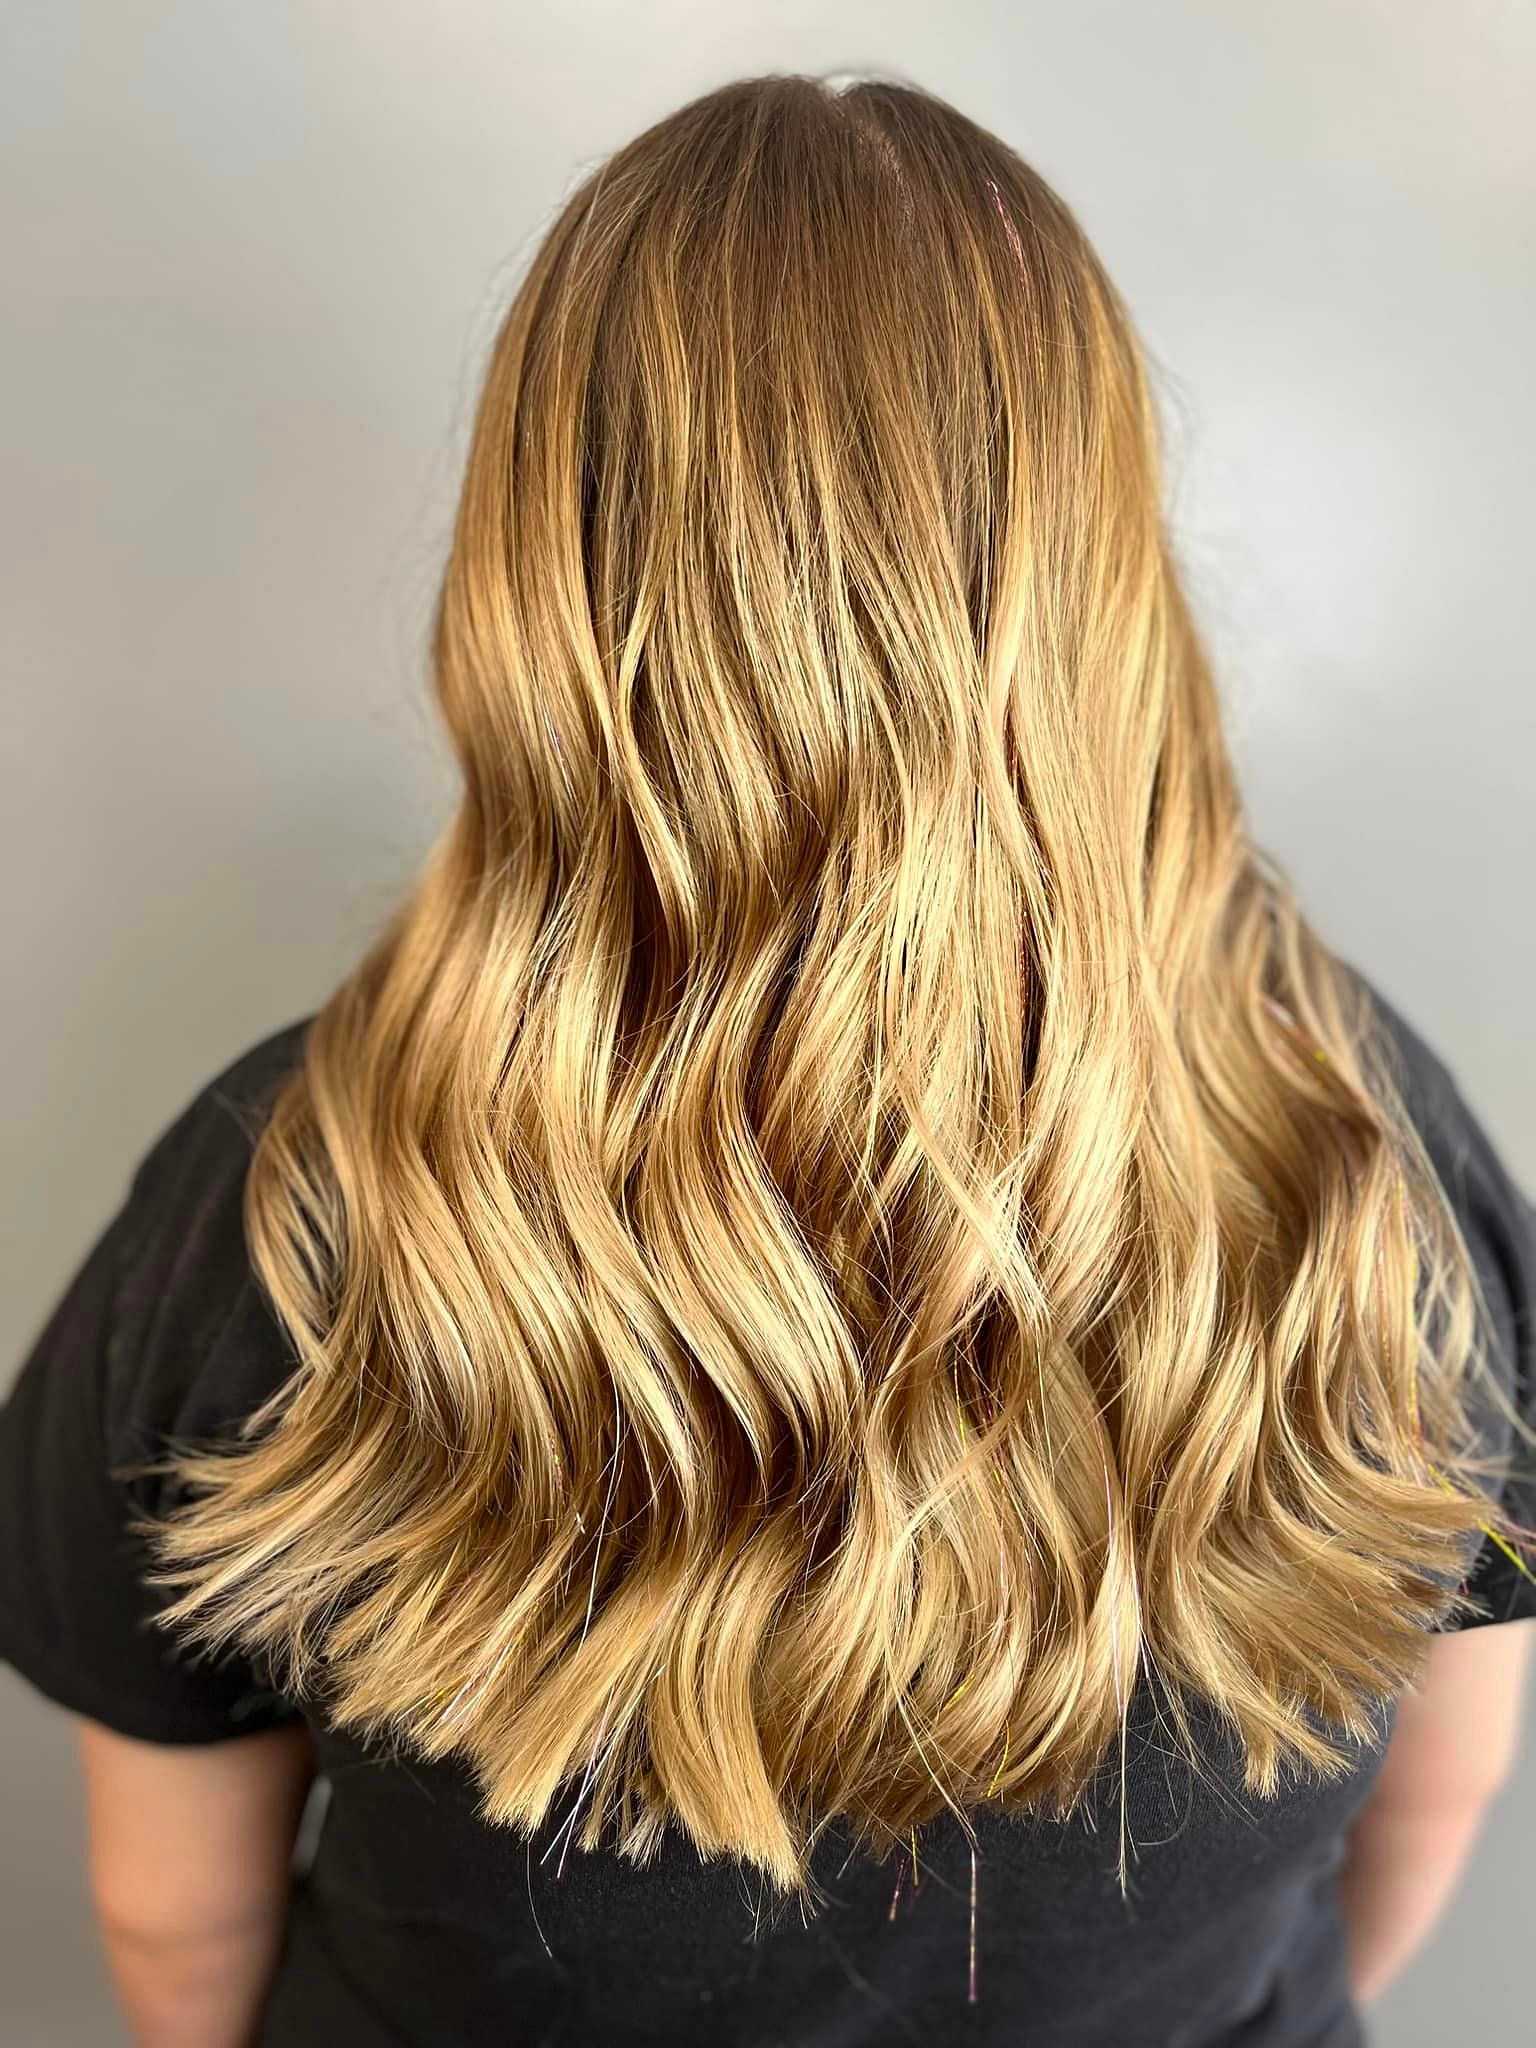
<box><xmin>2</xmin><ymin>71</ymin><xmax>1534</xmax><ymax>2048</ymax></box>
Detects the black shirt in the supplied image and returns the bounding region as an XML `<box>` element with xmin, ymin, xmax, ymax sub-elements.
<box><xmin>4</xmin><ymin>977</ymin><xmax>1534</xmax><ymax>2048</ymax></box>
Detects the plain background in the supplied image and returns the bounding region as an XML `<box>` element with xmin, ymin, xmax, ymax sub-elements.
<box><xmin>3</xmin><ymin>4</ymin><xmax>1532</xmax><ymax>2043</ymax></box>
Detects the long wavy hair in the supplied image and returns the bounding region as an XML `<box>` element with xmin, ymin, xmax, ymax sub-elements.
<box><xmin>139</xmin><ymin>73</ymin><xmax>1525</xmax><ymax>1895</ymax></box>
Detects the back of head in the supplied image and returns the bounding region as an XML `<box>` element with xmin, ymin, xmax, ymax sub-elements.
<box><xmin>141</xmin><ymin>74</ymin><xmax>1508</xmax><ymax>1894</ymax></box>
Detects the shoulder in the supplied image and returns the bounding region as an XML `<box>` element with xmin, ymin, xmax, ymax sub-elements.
<box><xmin>0</xmin><ymin>1021</ymin><xmax>316</xmax><ymax>1735</ymax></box>
<box><xmin>122</xmin><ymin>1017</ymin><xmax>314</xmax><ymax>1232</ymax></box>
<box><xmin>1348</xmin><ymin>959</ymin><xmax>1536</xmax><ymax>1427</ymax></box>
<box><xmin>103</xmin><ymin>1017</ymin><xmax>316</xmax><ymax>1483</ymax></box>
<box><xmin>1345</xmin><ymin>966</ymin><xmax>1466</xmax><ymax>1144</ymax></box>
<box><xmin>1345</xmin><ymin>966</ymin><xmax>1527</xmax><ymax>1229</ymax></box>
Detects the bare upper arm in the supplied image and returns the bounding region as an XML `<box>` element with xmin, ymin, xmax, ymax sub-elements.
<box><xmin>76</xmin><ymin>1718</ymin><xmax>317</xmax><ymax>1940</ymax></box>
<box><xmin>1374</xmin><ymin>1621</ymin><xmax>1536</xmax><ymax>1816</ymax></box>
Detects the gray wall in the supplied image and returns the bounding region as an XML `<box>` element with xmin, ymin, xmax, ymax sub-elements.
<box><xmin>3</xmin><ymin>4</ymin><xmax>1532</xmax><ymax>2042</ymax></box>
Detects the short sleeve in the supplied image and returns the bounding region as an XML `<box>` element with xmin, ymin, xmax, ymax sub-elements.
<box><xmin>0</xmin><ymin>1024</ymin><xmax>313</xmax><ymax>1741</ymax></box>
<box><xmin>1364</xmin><ymin>979</ymin><xmax>1536</xmax><ymax>1632</ymax></box>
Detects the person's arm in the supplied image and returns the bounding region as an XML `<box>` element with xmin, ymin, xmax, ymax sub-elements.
<box><xmin>76</xmin><ymin>1717</ymin><xmax>317</xmax><ymax>2048</ymax></box>
<box><xmin>1338</xmin><ymin>1618</ymin><xmax>1535</xmax><ymax>2006</ymax></box>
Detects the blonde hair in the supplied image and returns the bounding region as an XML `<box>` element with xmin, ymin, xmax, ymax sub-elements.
<box><xmin>140</xmin><ymin>74</ymin><xmax>1524</xmax><ymax>1896</ymax></box>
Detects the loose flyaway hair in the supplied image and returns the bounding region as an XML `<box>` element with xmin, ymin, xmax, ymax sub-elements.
<box><xmin>136</xmin><ymin>73</ymin><xmax>1530</xmax><ymax>1896</ymax></box>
